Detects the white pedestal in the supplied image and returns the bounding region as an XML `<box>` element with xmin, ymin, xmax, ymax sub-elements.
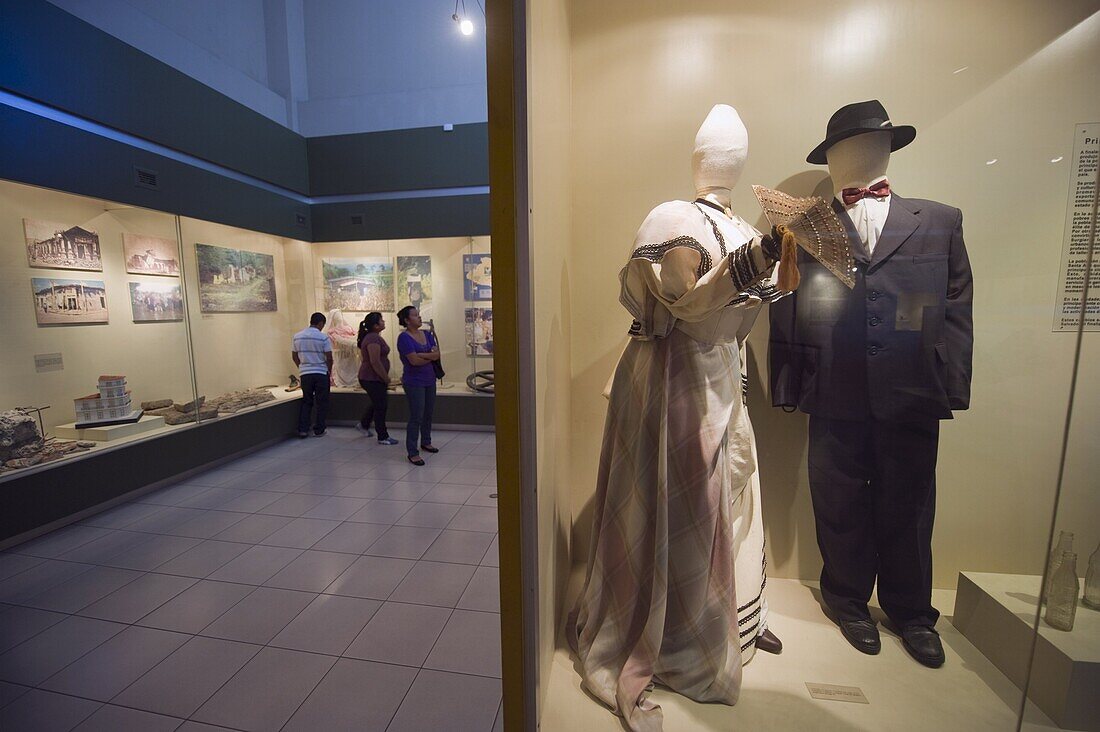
<box><xmin>953</xmin><ymin>571</ymin><xmax>1100</xmax><ymax>731</ymax></box>
<box><xmin>54</xmin><ymin>414</ymin><xmax>165</xmax><ymax>442</ymax></box>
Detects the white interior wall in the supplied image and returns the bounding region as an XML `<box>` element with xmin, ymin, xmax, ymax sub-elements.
<box><xmin>563</xmin><ymin>0</ymin><xmax>1100</xmax><ymax>588</ymax></box>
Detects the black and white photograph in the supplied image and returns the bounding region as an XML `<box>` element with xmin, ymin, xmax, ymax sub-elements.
<box><xmin>24</xmin><ymin>218</ymin><xmax>103</xmax><ymax>271</ymax></box>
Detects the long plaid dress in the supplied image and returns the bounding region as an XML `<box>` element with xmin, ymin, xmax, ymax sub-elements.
<box><xmin>568</xmin><ymin>200</ymin><xmax>784</xmax><ymax>731</ymax></box>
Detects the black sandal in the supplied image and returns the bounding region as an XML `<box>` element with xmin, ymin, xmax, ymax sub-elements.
<box><xmin>420</xmin><ymin>444</ymin><xmax>439</xmax><ymax>453</ymax></box>
<box><xmin>407</xmin><ymin>455</ymin><xmax>425</xmax><ymax>466</ymax></box>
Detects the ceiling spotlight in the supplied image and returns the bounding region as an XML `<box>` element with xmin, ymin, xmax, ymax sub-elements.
<box><xmin>452</xmin><ymin>0</ymin><xmax>482</xmax><ymax>37</ymax></box>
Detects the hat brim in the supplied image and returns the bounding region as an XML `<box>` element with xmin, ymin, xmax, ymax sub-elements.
<box><xmin>806</xmin><ymin>125</ymin><xmax>916</xmax><ymax>165</ymax></box>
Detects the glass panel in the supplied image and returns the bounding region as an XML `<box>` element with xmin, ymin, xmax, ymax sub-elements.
<box><xmin>177</xmin><ymin>215</ymin><xmax>306</xmax><ymax>422</ymax></box>
<box><xmin>534</xmin><ymin>2</ymin><xmax>1100</xmax><ymax>731</ymax></box>
<box><xmin>0</xmin><ymin>178</ymin><xmax>196</xmax><ymax>474</ymax></box>
<box><xmin>1020</xmin><ymin>131</ymin><xmax>1099</xmax><ymax>731</ymax></box>
<box><xmin>305</xmin><ymin>235</ymin><xmax>494</xmax><ymax>396</ymax></box>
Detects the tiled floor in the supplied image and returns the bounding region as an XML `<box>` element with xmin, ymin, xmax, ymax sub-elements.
<box><xmin>0</xmin><ymin>428</ymin><xmax>502</xmax><ymax>732</ymax></box>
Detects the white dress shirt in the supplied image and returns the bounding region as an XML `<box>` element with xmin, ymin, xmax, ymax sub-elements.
<box><xmin>836</xmin><ymin>176</ymin><xmax>891</xmax><ymax>255</ymax></box>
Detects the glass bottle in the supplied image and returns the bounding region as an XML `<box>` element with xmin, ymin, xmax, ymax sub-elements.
<box><xmin>1044</xmin><ymin>531</ymin><xmax>1074</xmax><ymax>603</ymax></box>
<box><xmin>1083</xmin><ymin>541</ymin><xmax>1100</xmax><ymax>610</ymax></box>
<box><xmin>1043</xmin><ymin>552</ymin><xmax>1079</xmax><ymax>631</ymax></box>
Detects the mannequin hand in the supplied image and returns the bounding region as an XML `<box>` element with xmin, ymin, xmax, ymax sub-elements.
<box><xmin>761</xmin><ymin>226</ymin><xmax>784</xmax><ymax>263</ymax></box>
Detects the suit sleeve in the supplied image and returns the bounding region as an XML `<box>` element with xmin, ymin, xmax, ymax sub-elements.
<box><xmin>944</xmin><ymin>209</ymin><xmax>973</xmax><ymax>410</ymax></box>
<box><xmin>768</xmin><ymin>270</ymin><xmax>801</xmax><ymax>409</ymax></box>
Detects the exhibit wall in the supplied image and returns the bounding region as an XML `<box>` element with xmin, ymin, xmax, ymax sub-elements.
<box><xmin>0</xmin><ymin>180</ymin><xmax>196</xmax><ymax>432</ymax></box>
<box><xmin>564</xmin><ymin>0</ymin><xmax>1100</xmax><ymax>588</ymax></box>
<box><xmin>0</xmin><ymin>176</ymin><xmax>494</xmax><ymax>485</ymax></box>
<box><xmin>178</xmin><ymin>216</ymin><xmax>301</xmax><ymax>402</ymax></box>
<box><xmin>529</xmin><ymin>0</ymin><xmax>575</xmax><ymax>712</ymax></box>
<box><xmin>304</xmin><ymin>235</ymin><xmax>494</xmax><ymax>384</ymax></box>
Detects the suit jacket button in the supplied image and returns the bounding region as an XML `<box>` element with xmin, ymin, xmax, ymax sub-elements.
<box><xmin>868</xmin><ymin>345</ymin><xmax>879</xmax><ymax>355</ymax></box>
<box><xmin>868</xmin><ymin>291</ymin><xmax>879</xmax><ymax>301</ymax></box>
<box><xmin>869</xmin><ymin>316</ymin><xmax>880</xmax><ymax>326</ymax></box>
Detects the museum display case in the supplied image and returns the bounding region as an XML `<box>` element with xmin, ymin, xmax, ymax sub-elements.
<box><xmin>514</xmin><ymin>0</ymin><xmax>1100</xmax><ymax>729</ymax></box>
<box><xmin>0</xmin><ymin>178</ymin><xmax>494</xmax><ymax>488</ymax></box>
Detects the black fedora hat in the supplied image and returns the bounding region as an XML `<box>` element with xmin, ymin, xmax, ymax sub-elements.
<box><xmin>806</xmin><ymin>100</ymin><xmax>916</xmax><ymax>164</ymax></box>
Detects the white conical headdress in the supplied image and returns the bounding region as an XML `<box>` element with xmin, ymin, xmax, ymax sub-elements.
<box><xmin>692</xmin><ymin>104</ymin><xmax>748</xmax><ymax>197</ymax></box>
<box><xmin>327</xmin><ymin>308</ymin><xmax>349</xmax><ymax>330</ymax></box>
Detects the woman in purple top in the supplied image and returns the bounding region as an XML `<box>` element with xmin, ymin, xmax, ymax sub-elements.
<box><xmin>396</xmin><ymin>306</ymin><xmax>441</xmax><ymax>465</ymax></box>
<box><xmin>356</xmin><ymin>312</ymin><xmax>399</xmax><ymax>445</ymax></box>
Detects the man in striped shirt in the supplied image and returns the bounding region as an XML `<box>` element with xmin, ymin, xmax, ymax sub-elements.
<box><xmin>292</xmin><ymin>312</ymin><xmax>334</xmax><ymax>437</ymax></box>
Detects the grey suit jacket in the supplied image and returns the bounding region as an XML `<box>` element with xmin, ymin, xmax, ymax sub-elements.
<box><xmin>768</xmin><ymin>193</ymin><xmax>973</xmax><ymax>421</ymax></box>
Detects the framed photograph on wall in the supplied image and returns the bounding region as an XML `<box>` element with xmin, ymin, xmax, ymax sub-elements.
<box><xmin>31</xmin><ymin>277</ymin><xmax>109</xmax><ymax>325</ymax></box>
<box><xmin>396</xmin><ymin>255</ymin><xmax>432</xmax><ymax>319</ymax></box>
<box><xmin>24</xmin><ymin>219</ymin><xmax>103</xmax><ymax>271</ymax></box>
<box><xmin>123</xmin><ymin>233</ymin><xmax>180</xmax><ymax>276</ymax></box>
<box><xmin>322</xmin><ymin>257</ymin><xmax>395</xmax><ymax>312</ymax></box>
<box><xmin>465</xmin><ymin>306</ymin><xmax>493</xmax><ymax>356</ymax></box>
<box><xmin>195</xmin><ymin>243</ymin><xmax>277</xmax><ymax>313</ymax></box>
<box><xmin>128</xmin><ymin>280</ymin><xmax>184</xmax><ymax>322</ymax></box>
<box><xmin>463</xmin><ymin>254</ymin><xmax>492</xmax><ymax>301</ymax></box>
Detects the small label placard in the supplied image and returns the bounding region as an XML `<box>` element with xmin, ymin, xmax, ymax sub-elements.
<box><xmin>805</xmin><ymin>682</ymin><xmax>869</xmax><ymax>704</ymax></box>
<box><xmin>34</xmin><ymin>352</ymin><xmax>64</xmax><ymax>373</ymax></box>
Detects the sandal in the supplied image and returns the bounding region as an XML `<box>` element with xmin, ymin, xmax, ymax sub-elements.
<box><xmin>407</xmin><ymin>455</ymin><xmax>425</xmax><ymax>466</ymax></box>
<box><xmin>420</xmin><ymin>444</ymin><xmax>439</xmax><ymax>453</ymax></box>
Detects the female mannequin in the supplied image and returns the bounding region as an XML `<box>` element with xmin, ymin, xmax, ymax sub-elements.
<box><xmin>568</xmin><ymin>105</ymin><xmax>791</xmax><ymax>731</ymax></box>
<box><xmin>324</xmin><ymin>308</ymin><xmax>360</xmax><ymax>387</ymax></box>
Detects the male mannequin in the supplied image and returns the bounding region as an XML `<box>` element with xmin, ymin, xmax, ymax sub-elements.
<box><xmin>569</xmin><ymin>104</ymin><xmax>788</xmax><ymax>731</ymax></box>
<box><xmin>769</xmin><ymin>100</ymin><xmax>974</xmax><ymax>669</ymax></box>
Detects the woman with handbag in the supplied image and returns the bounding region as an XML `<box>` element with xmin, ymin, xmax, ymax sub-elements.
<box><xmin>396</xmin><ymin>306</ymin><xmax>441</xmax><ymax>465</ymax></box>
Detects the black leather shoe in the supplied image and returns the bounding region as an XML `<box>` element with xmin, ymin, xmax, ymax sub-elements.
<box><xmin>838</xmin><ymin>619</ymin><xmax>881</xmax><ymax>655</ymax></box>
<box><xmin>902</xmin><ymin>626</ymin><xmax>945</xmax><ymax>668</ymax></box>
<box><xmin>754</xmin><ymin>628</ymin><xmax>783</xmax><ymax>654</ymax></box>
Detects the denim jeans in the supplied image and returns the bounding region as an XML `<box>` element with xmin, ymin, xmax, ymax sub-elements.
<box><xmin>359</xmin><ymin>379</ymin><xmax>389</xmax><ymax>439</ymax></box>
<box><xmin>298</xmin><ymin>373</ymin><xmax>330</xmax><ymax>434</ymax></box>
<box><xmin>404</xmin><ymin>384</ymin><xmax>436</xmax><ymax>457</ymax></box>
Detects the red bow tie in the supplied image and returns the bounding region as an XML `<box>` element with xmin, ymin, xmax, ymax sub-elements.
<box><xmin>842</xmin><ymin>180</ymin><xmax>891</xmax><ymax>206</ymax></box>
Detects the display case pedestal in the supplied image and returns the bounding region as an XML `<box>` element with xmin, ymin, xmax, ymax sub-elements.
<box><xmin>953</xmin><ymin>571</ymin><xmax>1100</xmax><ymax>731</ymax></box>
<box><xmin>55</xmin><ymin>414</ymin><xmax>165</xmax><ymax>442</ymax></box>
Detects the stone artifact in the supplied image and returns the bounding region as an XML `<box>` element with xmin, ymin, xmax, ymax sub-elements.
<box><xmin>0</xmin><ymin>409</ymin><xmax>94</xmax><ymax>473</ymax></box>
<box><xmin>141</xmin><ymin>398</ymin><xmax>173</xmax><ymax>410</ymax></box>
<box><xmin>163</xmin><ymin>405</ymin><xmax>219</xmax><ymax>425</ymax></box>
<box><xmin>208</xmin><ymin>388</ymin><xmax>277</xmax><ymax>414</ymax></box>
<box><xmin>0</xmin><ymin>410</ymin><xmax>40</xmax><ymax>462</ymax></box>
<box><xmin>173</xmin><ymin>396</ymin><xmax>205</xmax><ymax>412</ymax></box>
<box><xmin>285</xmin><ymin>374</ymin><xmax>300</xmax><ymax>392</ymax></box>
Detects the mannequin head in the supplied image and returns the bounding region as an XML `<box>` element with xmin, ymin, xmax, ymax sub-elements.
<box><xmin>327</xmin><ymin>308</ymin><xmax>349</xmax><ymax>331</ymax></box>
<box><xmin>825</xmin><ymin>130</ymin><xmax>891</xmax><ymax>195</ymax></box>
<box><xmin>692</xmin><ymin>104</ymin><xmax>748</xmax><ymax>207</ymax></box>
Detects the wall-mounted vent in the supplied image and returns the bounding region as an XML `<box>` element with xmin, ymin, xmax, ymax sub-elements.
<box><xmin>350</xmin><ymin>214</ymin><xmax>364</xmax><ymax>226</ymax></box>
<box><xmin>133</xmin><ymin>166</ymin><xmax>159</xmax><ymax>190</ymax></box>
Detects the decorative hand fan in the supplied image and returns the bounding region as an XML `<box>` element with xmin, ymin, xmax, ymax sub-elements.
<box><xmin>752</xmin><ymin>185</ymin><xmax>856</xmax><ymax>289</ymax></box>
